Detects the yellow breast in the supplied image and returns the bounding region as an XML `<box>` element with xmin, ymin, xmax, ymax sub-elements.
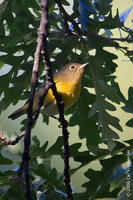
<box><xmin>55</xmin><ymin>80</ymin><xmax>81</xmax><ymax>110</ymax></box>
<box><xmin>31</xmin><ymin>78</ymin><xmax>81</xmax><ymax>116</ymax></box>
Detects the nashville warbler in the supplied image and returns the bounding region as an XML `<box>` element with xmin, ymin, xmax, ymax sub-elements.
<box><xmin>8</xmin><ymin>62</ymin><xmax>88</xmax><ymax>120</ymax></box>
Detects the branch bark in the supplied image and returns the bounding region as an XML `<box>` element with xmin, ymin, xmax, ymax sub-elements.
<box><xmin>19</xmin><ymin>0</ymin><xmax>73</xmax><ymax>199</ymax></box>
<box><xmin>19</xmin><ymin>0</ymin><xmax>51</xmax><ymax>199</ymax></box>
<box><xmin>0</xmin><ymin>130</ymin><xmax>25</xmax><ymax>145</ymax></box>
<box><xmin>39</xmin><ymin>1</ymin><xmax>73</xmax><ymax>199</ymax></box>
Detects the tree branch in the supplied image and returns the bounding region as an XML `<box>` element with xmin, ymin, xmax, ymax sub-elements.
<box><xmin>55</xmin><ymin>0</ymin><xmax>72</xmax><ymax>35</ymax></box>
<box><xmin>0</xmin><ymin>130</ymin><xmax>25</xmax><ymax>145</ymax></box>
<box><xmin>55</xmin><ymin>0</ymin><xmax>82</xmax><ymax>35</ymax></box>
<box><xmin>15</xmin><ymin>0</ymin><xmax>73</xmax><ymax>199</ymax></box>
<box><xmin>19</xmin><ymin>0</ymin><xmax>52</xmax><ymax>199</ymax></box>
<box><xmin>111</xmin><ymin>37</ymin><xmax>133</xmax><ymax>43</ymax></box>
<box><xmin>39</xmin><ymin>1</ymin><xmax>73</xmax><ymax>199</ymax></box>
<box><xmin>1</xmin><ymin>3</ymin><xmax>74</xmax><ymax>199</ymax></box>
<box><xmin>55</xmin><ymin>0</ymin><xmax>132</xmax><ymax>53</ymax></box>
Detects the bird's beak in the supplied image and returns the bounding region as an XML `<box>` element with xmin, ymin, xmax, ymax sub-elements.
<box><xmin>80</xmin><ymin>62</ymin><xmax>89</xmax><ymax>69</ymax></box>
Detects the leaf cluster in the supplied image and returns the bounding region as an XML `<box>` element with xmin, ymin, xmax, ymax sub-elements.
<box><xmin>0</xmin><ymin>0</ymin><xmax>133</xmax><ymax>199</ymax></box>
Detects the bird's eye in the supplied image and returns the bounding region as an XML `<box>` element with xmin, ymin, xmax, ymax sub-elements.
<box><xmin>70</xmin><ymin>65</ymin><xmax>76</xmax><ymax>70</ymax></box>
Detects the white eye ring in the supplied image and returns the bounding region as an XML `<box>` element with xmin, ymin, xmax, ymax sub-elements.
<box><xmin>70</xmin><ymin>65</ymin><xmax>76</xmax><ymax>70</ymax></box>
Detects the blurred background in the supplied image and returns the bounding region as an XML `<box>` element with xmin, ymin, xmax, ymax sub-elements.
<box><xmin>0</xmin><ymin>0</ymin><xmax>133</xmax><ymax>193</ymax></box>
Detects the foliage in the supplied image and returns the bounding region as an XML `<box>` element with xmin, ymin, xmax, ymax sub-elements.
<box><xmin>0</xmin><ymin>0</ymin><xmax>133</xmax><ymax>199</ymax></box>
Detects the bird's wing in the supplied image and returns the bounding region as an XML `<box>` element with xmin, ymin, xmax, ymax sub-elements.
<box><xmin>24</xmin><ymin>78</ymin><xmax>59</xmax><ymax>112</ymax></box>
<box><xmin>34</xmin><ymin>79</ymin><xmax>60</xmax><ymax>110</ymax></box>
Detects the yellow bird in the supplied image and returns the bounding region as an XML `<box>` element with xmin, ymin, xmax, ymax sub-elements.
<box><xmin>8</xmin><ymin>62</ymin><xmax>88</xmax><ymax>120</ymax></box>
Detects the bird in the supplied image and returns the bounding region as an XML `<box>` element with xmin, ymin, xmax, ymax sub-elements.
<box><xmin>8</xmin><ymin>62</ymin><xmax>88</xmax><ymax>120</ymax></box>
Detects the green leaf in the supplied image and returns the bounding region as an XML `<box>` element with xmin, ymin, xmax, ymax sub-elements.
<box><xmin>95</xmin><ymin>0</ymin><xmax>112</xmax><ymax>15</ymax></box>
<box><xmin>99</xmin><ymin>10</ymin><xmax>122</xmax><ymax>29</ymax></box>
<box><xmin>69</xmin><ymin>88</ymin><xmax>100</xmax><ymax>146</ymax></box>
<box><xmin>96</xmin><ymin>185</ymin><xmax>121</xmax><ymax>198</ymax></box>
<box><xmin>110</xmin><ymin>78</ymin><xmax>126</xmax><ymax>103</ymax></box>
<box><xmin>32</xmin><ymin>163</ymin><xmax>64</xmax><ymax>191</ymax></box>
<box><xmin>37</xmin><ymin>190</ymin><xmax>66</xmax><ymax>200</ymax></box>
<box><xmin>97</xmin><ymin>49</ymin><xmax>118</xmax><ymax>74</ymax></box>
<box><xmin>30</xmin><ymin>136</ymin><xmax>48</xmax><ymax>159</ymax></box>
<box><xmin>126</xmin><ymin>118</ymin><xmax>133</xmax><ymax>127</ymax></box>
<box><xmin>30</xmin><ymin>136</ymin><xmax>64</xmax><ymax>159</ymax></box>
<box><xmin>0</xmin><ymin>0</ymin><xmax>9</xmax><ymax>20</ymax></box>
<box><xmin>83</xmin><ymin>155</ymin><xmax>126</xmax><ymax>198</ymax></box>
<box><xmin>83</xmin><ymin>169</ymin><xmax>104</xmax><ymax>197</ymax></box>
<box><xmin>99</xmin><ymin>80</ymin><xmax>120</xmax><ymax>104</ymax></box>
<box><xmin>122</xmin><ymin>87</ymin><xmax>133</xmax><ymax>113</ymax></box>
<box><xmin>41</xmin><ymin>112</ymin><xmax>49</xmax><ymax>125</ymax></box>
<box><xmin>69</xmin><ymin>143</ymin><xmax>94</xmax><ymax>166</ymax></box>
<box><xmin>0</xmin><ymin>146</ymin><xmax>13</xmax><ymax>165</ymax></box>
<box><xmin>89</xmin><ymin>55</ymin><xmax>122</xmax><ymax>151</ymax></box>
<box><xmin>46</xmin><ymin>136</ymin><xmax>63</xmax><ymax>156</ymax></box>
<box><xmin>0</xmin><ymin>169</ymin><xmax>26</xmax><ymax>200</ymax></box>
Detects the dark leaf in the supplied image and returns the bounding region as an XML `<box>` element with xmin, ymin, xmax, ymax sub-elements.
<box><xmin>126</xmin><ymin>118</ymin><xmax>133</xmax><ymax>127</ymax></box>
<box><xmin>0</xmin><ymin>0</ymin><xmax>9</xmax><ymax>20</ymax></box>
<box><xmin>69</xmin><ymin>88</ymin><xmax>100</xmax><ymax>146</ymax></box>
<box><xmin>122</xmin><ymin>87</ymin><xmax>133</xmax><ymax>113</ymax></box>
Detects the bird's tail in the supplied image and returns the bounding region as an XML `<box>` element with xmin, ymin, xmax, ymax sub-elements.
<box><xmin>8</xmin><ymin>107</ymin><xmax>26</xmax><ymax>120</ymax></box>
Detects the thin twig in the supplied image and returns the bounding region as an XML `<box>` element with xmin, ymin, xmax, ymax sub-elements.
<box><xmin>55</xmin><ymin>0</ymin><xmax>82</xmax><ymax>35</ymax></box>
<box><xmin>40</xmin><ymin>1</ymin><xmax>73</xmax><ymax>199</ymax></box>
<box><xmin>55</xmin><ymin>1</ymin><xmax>72</xmax><ymax>34</ymax></box>
<box><xmin>0</xmin><ymin>130</ymin><xmax>25</xmax><ymax>145</ymax></box>
<box><xmin>55</xmin><ymin>0</ymin><xmax>132</xmax><ymax>53</ymax></box>
<box><xmin>20</xmin><ymin>0</ymin><xmax>51</xmax><ymax>199</ymax></box>
<box><xmin>111</xmin><ymin>37</ymin><xmax>133</xmax><ymax>43</ymax></box>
